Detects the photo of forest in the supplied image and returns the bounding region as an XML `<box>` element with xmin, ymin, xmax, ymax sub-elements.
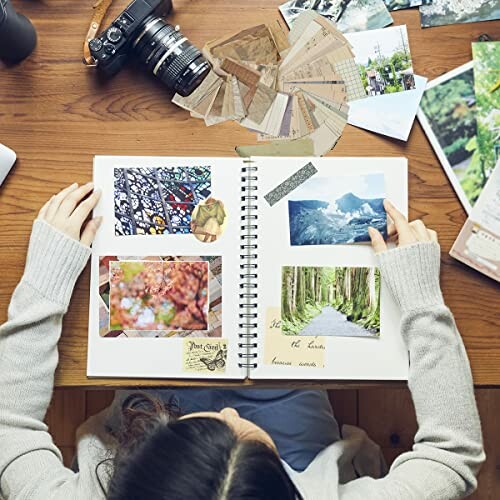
<box><xmin>281</xmin><ymin>266</ymin><xmax>380</xmax><ymax>338</ymax></box>
<box><xmin>419</xmin><ymin>67</ymin><xmax>485</xmax><ymax>206</ymax></box>
<box><xmin>109</xmin><ymin>260</ymin><xmax>209</xmax><ymax>332</ymax></box>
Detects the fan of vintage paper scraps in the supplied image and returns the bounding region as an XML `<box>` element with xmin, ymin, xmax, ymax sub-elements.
<box><xmin>172</xmin><ymin>11</ymin><xmax>365</xmax><ymax>156</ymax></box>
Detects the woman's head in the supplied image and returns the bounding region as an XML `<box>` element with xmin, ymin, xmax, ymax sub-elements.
<box><xmin>107</xmin><ymin>394</ymin><xmax>302</xmax><ymax>500</ymax></box>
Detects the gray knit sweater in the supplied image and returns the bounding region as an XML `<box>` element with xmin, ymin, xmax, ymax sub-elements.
<box><xmin>0</xmin><ymin>221</ymin><xmax>485</xmax><ymax>499</ymax></box>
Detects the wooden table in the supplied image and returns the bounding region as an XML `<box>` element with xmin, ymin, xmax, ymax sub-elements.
<box><xmin>1</xmin><ymin>0</ymin><xmax>499</xmax><ymax>387</ymax></box>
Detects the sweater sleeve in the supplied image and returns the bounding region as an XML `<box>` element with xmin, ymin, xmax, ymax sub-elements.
<box><xmin>340</xmin><ymin>242</ymin><xmax>485</xmax><ymax>500</ymax></box>
<box><xmin>0</xmin><ymin>220</ymin><xmax>91</xmax><ymax>499</ymax></box>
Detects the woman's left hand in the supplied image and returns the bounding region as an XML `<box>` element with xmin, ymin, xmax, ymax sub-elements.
<box><xmin>37</xmin><ymin>182</ymin><xmax>102</xmax><ymax>246</ymax></box>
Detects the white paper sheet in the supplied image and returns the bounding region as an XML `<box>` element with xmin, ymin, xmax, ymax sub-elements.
<box><xmin>349</xmin><ymin>75</ymin><xmax>427</xmax><ymax>141</ymax></box>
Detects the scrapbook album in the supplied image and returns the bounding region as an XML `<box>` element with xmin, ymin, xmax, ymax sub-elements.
<box><xmin>88</xmin><ymin>156</ymin><xmax>409</xmax><ymax>380</ymax></box>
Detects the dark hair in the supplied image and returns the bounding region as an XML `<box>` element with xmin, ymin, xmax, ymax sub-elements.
<box><xmin>106</xmin><ymin>393</ymin><xmax>302</xmax><ymax>500</ymax></box>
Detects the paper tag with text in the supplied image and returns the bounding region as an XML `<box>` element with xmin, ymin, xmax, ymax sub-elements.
<box><xmin>183</xmin><ymin>338</ymin><xmax>228</xmax><ymax>374</ymax></box>
<box><xmin>264</xmin><ymin>307</ymin><xmax>325</xmax><ymax>368</ymax></box>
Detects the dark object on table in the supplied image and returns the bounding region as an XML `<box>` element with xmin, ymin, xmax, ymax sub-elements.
<box><xmin>0</xmin><ymin>0</ymin><xmax>37</xmax><ymax>63</ymax></box>
<box><xmin>477</xmin><ymin>33</ymin><xmax>494</xmax><ymax>42</ymax></box>
<box><xmin>88</xmin><ymin>0</ymin><xmax>210</xmax><ymax>97</ymax></box>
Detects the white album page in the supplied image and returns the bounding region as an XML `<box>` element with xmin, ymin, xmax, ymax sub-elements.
<box><xmin>88</xmin><ymin>156</ymin><xmax>245</xmax><ymax>379</ymax></box>
<box><xmin>251</xmin><ymin>157</ymin><xmax>409</xmax><ymax>381</ymax></box>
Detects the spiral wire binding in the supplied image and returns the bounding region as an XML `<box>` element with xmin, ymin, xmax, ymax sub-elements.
<box><xmin>239</xmin><ymin>160</ymin><xmax>258</xmax><ymax>371</ymax></box>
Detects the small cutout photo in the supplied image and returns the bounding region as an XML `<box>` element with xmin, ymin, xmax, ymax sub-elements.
<box><xmin>191</xmin><ymin>198</ymin><xmax>228</xmax><ymax>243</ymax></box>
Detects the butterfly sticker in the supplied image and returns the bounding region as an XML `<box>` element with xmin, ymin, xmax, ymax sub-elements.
<box><xmin>200</xmin><ymin>349</ymin><xmax>226</xmax><ymax>371</ymax></box>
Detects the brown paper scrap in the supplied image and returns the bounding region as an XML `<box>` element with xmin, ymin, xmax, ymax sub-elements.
<box><xmin>236</xmin><ymin>137</ymin><xmax>314</xmax><ymax>157</ymax></box>
<box><xmin>296</xmin><ymin>92</ymin><xmax>317</xmax><ymax>133</ymax></box>
<box><xmin>230</xmin><ymin>75</ymin><xmax>246</xmax><ymax>119</ymax></box>
<box><xmin>206</xmin><ymin>24</ymin><xmax>280</xmax><ymax>65</ymax></box>
<box><xmin>267</xmin><ymin>18</ymin><xmax>290</xmax><ymax>56</ymax></box>
<box><xmin>205</xmin><ymin>81</ymin><xmax>232</xmax><ymax>126</ymax></box>
<box><xmin>246</xmin><ymin>83</ymin><xmax>277</xmax><ymax>125</ymax></box>
<box><xmin>190</xmin><ymin>83</ymin><xmax>221</xmax><ymax>119</ymax></box>
<box><xmin>221</xmin><ymin>58</ymin><xmax>261</xmax><ymax>88</ymax></box>
<box><xmin>263</xmin><ymin>307</ymin><xmax>325</xmax><ymax>368</ymax></box>
<box><xmin>172</xmin><ymin>70</ymin><xmax>222</xmax><ymax>111</ymax></box>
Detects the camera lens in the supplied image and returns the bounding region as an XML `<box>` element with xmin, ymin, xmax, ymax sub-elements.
<box><xmin>133</xmin><ymin>16</ymin><xmax>210</xmax><ymax>97</ymax></box>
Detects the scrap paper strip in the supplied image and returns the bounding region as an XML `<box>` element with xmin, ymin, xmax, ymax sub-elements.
<box><xmin>263</xmin><ymin>307</ymin><xmax>326</xmax><ymax>368</ymax></box>
<box><xmin>264</xmin><ymin>161</ymin><xmax>318</xmax><ymax>206</ymax></box>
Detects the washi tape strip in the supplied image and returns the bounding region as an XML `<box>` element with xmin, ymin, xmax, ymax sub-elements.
<box><xmin>264</xmin><ymin>161</ymin><xmax>318</xmax><ymax>207</ymax></box>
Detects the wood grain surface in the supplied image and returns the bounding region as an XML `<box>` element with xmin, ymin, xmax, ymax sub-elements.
<box><xmin>1</xmin><ymin>1</ymin><xmax>499</xmax><ymax>387</ymax></box>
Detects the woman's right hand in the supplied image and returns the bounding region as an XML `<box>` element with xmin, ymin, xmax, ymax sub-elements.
<box><xmin>368</xmin><ymin>199</ymin><xmax>438</xmax><ymax>253</ymax></box>
<box><xmin>368</xmin><ymin>200</ymin><xmax>444</xmax><ymax>314</ymax></box>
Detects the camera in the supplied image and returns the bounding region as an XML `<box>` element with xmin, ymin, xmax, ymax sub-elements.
<box><xmin>0</xmin><ymin>0</ymin><xmax>37</xmax><ymax>63</ymax></box>
<box><xmin>88</xmin><ymin>0</ymin><xmax>210</xmax><ymax>97</ymax></box>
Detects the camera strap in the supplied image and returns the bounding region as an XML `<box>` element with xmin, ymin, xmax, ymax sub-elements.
<box><xmin>83</xmin><ymin>0</ymin><xmax>115</xmax><ymax>65</ymax></box>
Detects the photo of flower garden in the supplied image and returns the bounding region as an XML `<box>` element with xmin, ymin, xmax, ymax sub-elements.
<box><xmin>109</xmin><ymin>260</ymin><xmax>209</xmax><ymax>332</ymax></box>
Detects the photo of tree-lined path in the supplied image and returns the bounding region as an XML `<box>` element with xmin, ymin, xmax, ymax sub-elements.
<box><xmin>281</xmin><ymin>266</ymin><xmax>380</xmax><ymax>338</ymax></box>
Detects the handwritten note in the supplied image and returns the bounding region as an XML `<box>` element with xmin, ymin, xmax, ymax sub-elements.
<box><xmin>183</xmin><ymin>338</ymin><xmax>228</xmax><ymax>374</ymax></box>
<box><xmin>264</xmin><ymin>307</ymin><xmax>325</xmax><ymax>368</ymax></box>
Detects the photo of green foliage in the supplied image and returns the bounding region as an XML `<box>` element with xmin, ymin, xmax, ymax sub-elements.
<box><xmin>281</xmin><ymin>266</ymin><xmax>380</xmax><ymax>338</ymax></box>
<box><xmin>472</xmin><ymin>42</ymin><xmax>500</xmax><ymax>193</ymax></box>
<box><xmin>419</xmin><ymin>67</ymin><xmax>486</xmax><ymax>206</ymax></box>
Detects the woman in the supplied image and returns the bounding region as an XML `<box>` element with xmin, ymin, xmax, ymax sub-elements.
<box><xmin>0</xmin><ymin>183</ymin><xmax>484</xmax><ymax>499</ymax></box>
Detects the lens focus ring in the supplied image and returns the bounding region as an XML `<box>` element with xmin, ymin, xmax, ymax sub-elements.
<box><xmin>160</xmin><ymin>44</ymin><xmax>200</xmax><ymax>81</ymax></box>
<box><xmin>132</xmin><ymin>18</ymin><xmax>210</xmax><ymax>96</ymax></box>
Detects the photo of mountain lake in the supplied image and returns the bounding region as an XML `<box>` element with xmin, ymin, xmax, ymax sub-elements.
<box><xmin>288</xmin><ymin>173</ymin><xmax>387</xmax><ymax>245</ymax></box>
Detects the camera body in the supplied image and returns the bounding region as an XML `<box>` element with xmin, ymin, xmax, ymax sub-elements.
<box><xmin>89</xmin><ymin>0</ymin><xmax>169</xmax><ymax>77</ymax></box>
<box><xmin>88</xmin><ymin>0</ymin><xmax>210</xmax><ymax>96</ymax></box>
